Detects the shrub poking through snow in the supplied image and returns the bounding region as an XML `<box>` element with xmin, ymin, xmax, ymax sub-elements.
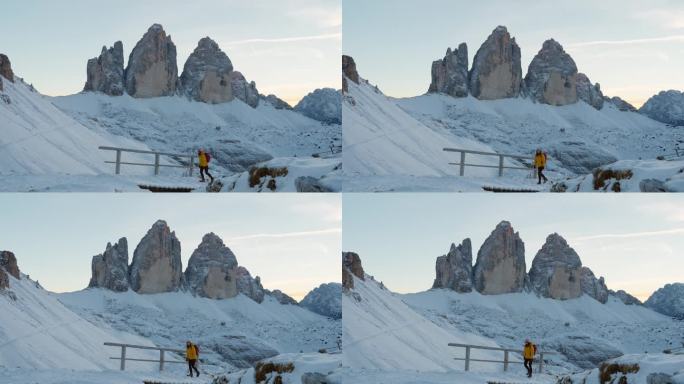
<box><xmin>598</xmin><ymin>362</ymin><xmax>640</xmax><ymax>384</ymax></box>
<box><xmin>248</xmin><ymin>166</ymin><xmax>289</xmax><ymax>189</ymax></box>
<box><xmin>254</xmin><ymin>361</ymin><xmax>295</xmax><ymax>383</ymax></box>
<box><xmin>592</xmin><ymin>169</ymin><xmax>633</xmax><ymax>190</ymax></box>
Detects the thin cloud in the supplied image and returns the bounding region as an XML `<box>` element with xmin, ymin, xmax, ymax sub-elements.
<box><xmin>568</xmin><ymin>35</ymin><xmax>684</xmax><ymax>48</ymax></box>
<box><xmin>227</xmin><ymin>228</ymin><xmax>341</xmax><ymax>241</ymax></box>
<box><xmin>573</xmin><ymin>227</ymin><xmax>684</xmax><ymax>241</ymax></box>
<box><xmin>223</xmin><ymin>33</ymin><xmax>341</xmax><ymax>46</ymax></box>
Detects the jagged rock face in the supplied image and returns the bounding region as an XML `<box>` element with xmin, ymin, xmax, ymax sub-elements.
<box><xmin>639</xmin><ymin>90</ymin><xmax>684</xmax><ymax>126</ymax></box>
<box><xmin>342</xmin><ymin>55</ymin><xmax>359</xmax><ymax>93</ymax></box>
<box><xmin>129</xmin><ymin>220</ymin><xmax>183</xmax><ymax>294</ymax></box>
<box><xmin>124</xmin><ymin>24</ymin><xmax>178</xmax><ymax>98</ymax></box>
<box><xmin>300</xmin><ymin>282</ymin><xmax>342</xmax><ymax>319</ymax></box>
<box><xmin>229</xmin><ymin>71</ymin><xmax>259</xmax><ymax>108</ymax></box>
<box><xmin>236</xmin><ymin>266</ymin><xmax>265</xmax><ymax>303</ymax></box>
<box><xmin>432</xmin><ymin>239</ymin><xmax>472</xmax><ymax>292</ymax></box>
<box><xmin>261</xmin><ymin>94</ymin><xmax>292</xmax><ymax>110</ymax></box>
<box><xmin>472</xmin><ymin>221</ymin><xmax>526</xmax><ymax>294</ymax></box>
<box><xmin>0</xmin><ymin>251</ymin><xmax>20</xmax><ymax>280</ymax></box>
<box><xmin>88</xmin><ymin>238</ymin><xmax>129</xmax><ymax>291</ymax></box>
<box><xmin>0</xmin><ymin>54</ymin><xmax>14</xmax><ymax>83</ymax></box>
<box><xmin>611</xmin><ymin>289</ymin><xmax>642</xmax><ymax>305</ymax></box>
<box><xmin>645</xmin><ymin>283</ymin><xmax>684</xmax><ymax>319</ymax></box>
<box><xmin>342</xmin><ymin>252</ymin><xmax>364</xmax><ymax>290</ymax></box>
<box><xmin>469</xmin><ymin>26</ymin><xmax>522</xmax><ymax>100</ymax></box>
<box><xmin>576</xmin><ymin>73</ymin><xmax>604</xmax><ymax>110</ymax></box>
<box><xmin>528</xmin><ymin>233</ymin><xmax>582</xmax><ymax>300</ymax></box>
<box><xmin>428</xmin><ymin>43</ymin><xmax>468</xmax><ymax>98</ymax></box>
<box><xmin>0</xmin><ymin>269</ymin><xmax>7</xmax><ymax>290</ymax></box>
<box><xmin>180</xmin><ymin>37</ymin><xmax>234</xmax><ymax>104</ymax></box>
<box><xmin>525</xmin><ymin>39</ymin><xmax>578</xmax><ymax>106</ymax></box>
<box><xmin>185</xmin><ymin>233</ymin><xmax>238</xmax><ymax>299</ymax></box>
<box><xmin>294</xmin><ymin>88</ymin><xmax>342</xmax><ymax>124</ymax></box>
<box><xmin>267</xmin><ymin>289</ymin><xmax>298</xmax><ymax>305</ymax></box>
<box><xmin>580</xmin><ymin>267</ymin><xmax>608</xmax><ymax>304</ymax></box>
<box><xmin>606</xmin><ymin>96</ymin><xmax>637</xmax><ymax>112</ymax></box>
<box><xmin>84</xmin><ymin>42</ymin><xmax>124</xmax><ymax>96</ymax></box>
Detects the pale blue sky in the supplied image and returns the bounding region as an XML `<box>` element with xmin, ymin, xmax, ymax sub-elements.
<box><xmin>343</xmin><ymin>194</ymin><xmax>684</xmax><ymax>301</ymax></box>
<box><xmin>343</xmin><ymin>0</ymin><xmax>684</xmax><ymax>107</ymax></box>
<box><xmin>0</xmin><ymin>194</ymin><xmax>341</xmax><ymax>300</ymax></box>
<box><xmin>0</xmin><ymin>0</ymin><xmax>341</xmax><ymax>105</ymax></box>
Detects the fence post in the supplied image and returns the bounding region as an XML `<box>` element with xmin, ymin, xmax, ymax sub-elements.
<box><xmin>120</xmin><ymin>345</ymin><xmax>126</xmax><ymax>371</ymax></box>
<box><xmin>154</xmin><ymin>154</ymin><xmax>160</xmax><ymax>175</ymax></box>
<box><xmin>465</xmin><ymin>346</ymin><xmax>471</xmax><ymax>371</ymax></box>
<box><xmin>189</xmin><ymin>155</ymin><xmax>194</xmax><ymax>177</ymax></box>
<box><xmin>538</xmin><ymin>352</ymin><xmax>544</xmax><ymax>373</ymax></box>
<box><xmin>504</xmin><ymin>350</ymin><xmax>509</xmax><ymax>371</ymax></box>
<box><xmin>115</xmin><ymin>150</ymin><xmax>122</xmax><ymax>175</ymax></box>
<box><xmin>459</xmin><ymin>151</ymin><xmax>466</xmax><ymax>176</ymax></box>
<box><xmin>498</xmin><ymin>155</ymin><xmax>504</xmax><ymax>177</ymax></box>
<box><xmin>159</xmin><ymin>349</ymin><xmax>165</xmax><ymax>371</ymax></box>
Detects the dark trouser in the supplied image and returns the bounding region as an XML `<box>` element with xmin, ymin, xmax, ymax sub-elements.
<box><xmin>524</xmin><ymin>358</ymin><xmax>533</xmax><ymax>377</ymax></box>
<box><xmin>537</xmin><ymin>167</ymin><xmax>547</xmax><ymax>184</ymax></box>
<box><xmin>188</xmin><ymin>359</ymin><xmax>199</xmax><ymax>377</ymax></box>
<box><xmin>200</xmin><ymin>166</ymin><xmax>213</xmax><ymax>182</ymax></box>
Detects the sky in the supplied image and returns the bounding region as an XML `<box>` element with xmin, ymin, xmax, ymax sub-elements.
<box><xmin>0</xmin><ymin>0</ymin><xmax>341</xmax><ymax>105</ymax></box>
<box><xmin>343</xmin><ymin>194</ymin><xmax>684</xmax><ymax>301</ymax></box>
<box><xmin>0</xmin><ymin>194</ymin><xmax>341</xmax><ymax>301</ymax></box>
<box><xmin>343</xmin><ymin>0</ymin><xmax>684</xmax><ymax>108</ymax></box>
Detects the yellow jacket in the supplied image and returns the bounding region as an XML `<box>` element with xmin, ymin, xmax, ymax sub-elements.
<box><xmin>198</xmin><ymin>152</ymin><xmax>208</xmax><ymax>167</ymax></box>
<box><xmin>534</xmin><ymin>153</ymin><xmax>546</xmax><ymax>168</ymax></box>
<box><xmin>186</xmin><ymin>345</ymin><xmax>198</xmax><ymax>360</ymax></box>
<box><xmin>523</xmin><ymin>343</ymin><xmax>536</xmax><ymax>359</ymax></box>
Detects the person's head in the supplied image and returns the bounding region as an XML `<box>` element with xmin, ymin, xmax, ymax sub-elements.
<box><xmin>525</xmin><ymin>338</ymin><xmax>530</xmax><ymax>344</ymax></box>
<box><xmin>535</xmin><ymin>149</ymin><xmax>541</xmax><ymax>155</ymax></box>
<box><xmin>186</xmin><ymin>341</ymin><xmax>192</xmax><ymax>347</ymax></box>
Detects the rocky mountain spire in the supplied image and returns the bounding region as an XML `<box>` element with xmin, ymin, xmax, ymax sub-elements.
<box><xmin>0</xmin><ymin>54</ymin><xmax>14</xmax><ymax>83</ymax></box>
<box><xmin>610</xmin><ymin>289</ymin><xmax>642</xmax><ymax>305</ymax></box>
<box><xmin>124</xmin><ymin>24</ymin><xmax>178</xmax><ymax>98</ymax></box>
<box><xmin>580</xmin><ymin>266</ymin><xmax>608</xmax><ymax>303</ymax></box>
<box><xmin>184</xmin><ymin>232</ymin><xmax>239</xmax><ymax>299</ymax></box>
<box><xmin>525</xmin><ymin>39</ymin><xmax>578</xmax><ymax>106</ymax></box>
<box><xmin>432</xmin><ymin>239</ymin><xmax>473</xmax><ymax>292</ymax></box>
<box><xmin>605</xmin><ymin>96</ymin><xmax>637</xmax><ymax>112</ymax></box>
<box><xmin>342</xmin><ymin>251</ymin><xmax>365</xmax><ymax>290</ymax></box>
<box><xmin>180</xmin><ymin>37</ymin><xmax>234</xmax><ymax>104</ymax></box>
<box><xmin>469</xmin><ymin>26</ymin><xmax>522</xmax><ymax>100</ymax></box>
<box><xmin>576</xmin><ymin>73</ymin><xmax>604</xmax><ymax>110</ymax></box>
<box><xmin>639</xmin><ymin>90</ymin><xmax>684</xmax><ymax>126</ymax></box>
<box><xmin>88</xmin><ymin>238</ymin><xmax>129</xmax><ymax>291</ymax></box>
<box><xmin>129</xmin><ymin>220</ymin><xmax>183</xmax><ymax>293</ymax></box>
<box><xmin>645</xmin><ymin>283</ymin><xmax>684</xmax><ymax>319</ymax></box>
<box><xmin>236</xmin><ymin>266</ymin><xmax>265</xmax><ymax>303</ymax></box>
<box><xmin>528</xmin><ymin>233</ymin><xmax>582</xmax><ymax>299</ymax></box>
<box><xmin>84</xmin><ymin>42</ymin><xmax>125</xmax><ymax>96</ymax></box>
<box><xmin>428</xmin><ymin>43</ymin><xmax>469</xmax><ymax>97</ymax></box>
<box><xmin>0</xmin><ymin>251</ymin><xmax>20</xmax><ymax>289</ymax></box>
<box><xmin>472</xmin><ymin>221</ymin><xmax>526</xmax><ymax>294</ymax></box>
<box><xmin>342</xmin><ymin>55</ymin><xmax>359</xmax><ymax>93</ymax></box>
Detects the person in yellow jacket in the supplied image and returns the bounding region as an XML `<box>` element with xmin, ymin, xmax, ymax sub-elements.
<box><xmin>534</xmin><ymin>149</ymin><xmax>548</xmax><ymax>185</ymax></box>
<box><xmin>197</xmin><ymin>149</ymin><xmax>214</xmax><ymax>183</ymax></box>
<box><xmin>523</xmin><ymin>338</ymin><xmax>537</xmax><ymax>378</ymax></box>
<box><xmin>186</xmin><ymin>341</ymin><xmax>200</xmax><ymax>377</ymax></box>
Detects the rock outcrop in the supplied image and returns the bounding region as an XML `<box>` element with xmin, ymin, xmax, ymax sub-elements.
<box><xmin>229</xmin><ymin>71</ymin><xmax>259</xmax><ymax>108</ymax></box>
<box><xmin>180</xmin><ymin>37</ymin><xmax>234</xmax><ymax>104</ymax></box>
<box><xmin>606</xmin><ymin>96</ymin><xmax>637</xmax><ymax>112</ymax></box>
<box><xmin>580</xmin><ymin>267</ymin><xmax>609</xmax><ymax>303</ymax></box>
<box><xmin>342</xmin><ymin>251</ymin><xmax>364</xmax><ymax>290</ymax></box>
<box><xmin>236</xmin><ymin>266</ymin><xmax>265</xmax><ymax>303</ymax></box>
<box><xmin>294</xmin><ymin>88</ymin><xmax>342</xmax><ymax>124</ymax></box>
<box><xmin>342</xmin><ymin>55</ymin><xmax>359</xmax><ymax>93</ymax></box>
<box><xmin>84</xmin><ymin>42</ymin><xmax>125</xmax><ymax>96</ymax></box>
<box><xmin>472</xmin><ymin>221</ymin><xmax>526</xmax><ymax>294</ymax></box>
<box><xmin>129</xmin><ymin>220</ymin><xmax>183</xmax><ymax>293</ymax></box>
<box><xmin>261</xmin><ymin>94</ymin><xmax>292</xmax><ymax>110</ymax></box>
<box><xmin>124</xmin><ymin>24</ymin><xmax>178</xmax><ymax>98</ymax></box>
<box><xmin>645</xmin><ymin>283</ymin><xmax>684</xmax><ymax>319</ymax></box>
<box><xmin>428</xmin><ymin>43</ymin><xmax>469</xmax><ymax>98</ymax></box>
<box><xmin>639</xmin><ymin>90</ymin><xmax>684</xmax><ymax>126</ymax></box>
<box><xmin>610</xmin><ymin>289</ymin><xmax>642</xmax><ymax>305</ymax></box>
<box><xmin>0</xmin><ymin>251</ymin><xmax>20</xmax><ymax>280</ymax></box>
<box><xmin>0</xmin><ymin>54</ymin><xmax>14</xmax><ymax>82</ymax></box>
<box><xmin>525</xmin><ymin>39</ymin><xmax>578</xmax><ymax>106</ymax></box>
<box><xmin>576</xmin><ymin>73</ymin><xmax>604</xmax><ymax>110</ymax></box>
<box><xmin>469</xmin><ymin>26</ymin><xmax>522</xmax><ymax>100</ymax></box>
<box><xmin>528</xmin><ymin>233</ymin><xmax>582</xmax><ymax>300</ymax></box>
<box><xmin>184</xmin><ymin>233</ymin><xmax>239</xmax><ymax>299</ymax></box>
<box><xmin>267</xmin><ymin>289</ymin><xmax>298</xmax><ymax>305</ymax></box>
<box><xmin>300</xmin><ymin>282</ymin><xmax>342</xmax><ymax>319</ymax></box>
<box><xmin>432</xmin><ymin>239</ymin><xmax>473</xmax><ymax>292</ymax></box>
<box><xmin>88</xmin><ymin>238</ymin><xmax>129</xmax><ymax>291</ymax></box>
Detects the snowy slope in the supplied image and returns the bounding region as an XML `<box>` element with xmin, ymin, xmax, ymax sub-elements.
<box><xmin>0</xmin><ymin>273</ymin><xmax>152</xmax><ymax>371</ymax></box>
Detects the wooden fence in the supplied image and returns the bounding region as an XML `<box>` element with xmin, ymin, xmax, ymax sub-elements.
<box><xmin>104</xmin><ymin>342</ymin><xmax>186</xmax><ymax>371</ymax></box>
<box><xmin>443</xmin><ymin>148</ymin><xmax>531</xmax><ymax>177</ymax></box>
<box><xmin>98</xmin><ymin>146</ymin><xmax>194</xmax><ymax>176</ymax></box>
<box><xmin>448</xmin><ymin>342</ymin><xmax>554</xmax><ymax>373</ymax></box>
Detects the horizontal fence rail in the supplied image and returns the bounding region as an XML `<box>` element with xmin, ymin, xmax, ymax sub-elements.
<box><xmin>98</xmin><ymin>146</ymin><xmax>194</xmax><ymax>176</ymax></box>
<box><xmin>448</xmin><ymin>343</ymin><xmax>554</xmax><ymax>373</ymax></box>
<box><xmin>443</xmin><ymin>148</ymin><xmax>531</xmax><ymax>177</ymax></box>
<box><xmin>104</xmin><ymin>342</ymin><xmax>186</xmax><ymax>372</ymax></box>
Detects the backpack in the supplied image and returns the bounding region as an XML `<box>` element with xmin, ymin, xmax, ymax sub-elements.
<box><xmin>194</xmin><ymin>344</ymin><xmax>200</xmax><ymax>356</ymax></box>
<box><xmin>533</xmin><ymin>344</ymin><xmax>537</xmax><ymax>354</ymax></box>
<box><xmin>205</xmin><ymin>153</ymin><xmax>211</xmax><ymax>163</ymax></box>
